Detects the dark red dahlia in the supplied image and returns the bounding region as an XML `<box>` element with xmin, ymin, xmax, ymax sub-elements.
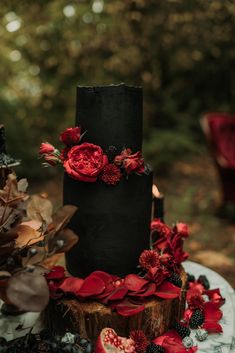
<box><xmin>130</xmin><ymin>330</ymin><xmax>148</xmax><ymax>353</ymax></box>
<box><xmin>100</xmin><ymin>163</ymin><xmax>122</xmax><ymax>185</ymax></box>
<box><xmin>139</xmin><ymin>250</ymin><xmax>159</xmax><ymax>270</ymax></box>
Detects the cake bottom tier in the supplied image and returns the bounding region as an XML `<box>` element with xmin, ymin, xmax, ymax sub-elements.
<box><xmin>44</xmin><ymin>268</ymin><xmax>187</xmax><ymax>341</ymax></box>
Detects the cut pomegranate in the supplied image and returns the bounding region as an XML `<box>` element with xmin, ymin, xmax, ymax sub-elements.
<box><xmin>95</xmin><ymin>328</ymin><xmax>136</xmax><ymax>353</ymax></box>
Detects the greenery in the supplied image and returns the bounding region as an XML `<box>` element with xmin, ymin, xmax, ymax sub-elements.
<box><xmin>1</xmin><ymin>0</ymin><xmax>235</xmax><ymax>179</ymax></box>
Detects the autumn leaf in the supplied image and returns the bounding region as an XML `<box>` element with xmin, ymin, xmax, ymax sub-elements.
<box><xmin>14</xmin><ymin>224</ymin><xmax>44</xmax><ymax>247</ymax></box>
<box><xmin>48</xmin><ymin>228</ymin><xmax>78</xmax><ymax>253</ymax></box>
<box><xmin>6</xmin><ymin>271</ymin><xmax>50</xmax><ymax>311</ymax></box>
<box><xmin>0</xmin><ymin>173</ymin><xmax>29</xmax><ymax>206</ymax></box>
<box><xmin>27</xmin><ymin>194</ymin><xmax>53</xmax><ymax>224</ymax></box>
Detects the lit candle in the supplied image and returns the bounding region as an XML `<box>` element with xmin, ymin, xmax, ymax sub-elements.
<box><xmin>152</xmin><ymin>184</ymin><xmax>164</xmax><ymax>222</ymax></box>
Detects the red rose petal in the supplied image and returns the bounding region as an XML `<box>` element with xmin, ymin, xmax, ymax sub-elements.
<box><xmin>204</xmin><ymin>302</ymin><xmax>223</xmax><ymax>321</ymax></box>
<box><xmin>59</xmin><ymin>277</ymin><xmax>84</xmax><ymax>295</ymax></box>
<box><xmin>124</xmin><ymin>274</ymin><xmax>148</xmax><ymax>292</ymax></box>
<box><xmin>155</xmin><ymin>281</ymin><xmax>181</xmax><ymax>299</ymax></box>
<box><xmin>106</xmin><ymin>286</ymin><xmax>128</xmax><ymax>301</ymax></box>
<box><xmin>91</xmin><ymin>271</ymin><xmax>113</xmax><ymax>283</ymax></box>
<box><xmin>128</xmin><ymin>282</ymin><xmax>156</xmax><ymax>298</ymax></box>
<box><xmin>114</xmin><ymin>299</ymin><xmax>145</xmax><ymax>317</ymax></box>
<box><xmin>46</xmin><ymin>266</ymin><xmax>65</xmax><ymax>280</ymax></box>
<box><xmin>205</xmin><ymin>288</ymin><xmax>225</xmax><ymax>306</ymax></box>
<box><xmin>202</xmin><ymin>322</ymin><xmax>223</xmax><ymax>333</ymax></box>
<box><xmin>77</xmin><ymin>274</ymin><xmax>105</xmax><ymax>297</ymax></box>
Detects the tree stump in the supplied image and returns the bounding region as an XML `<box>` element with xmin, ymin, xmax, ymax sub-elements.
<box><xmin>44</xmin><ymin>268</ymin><xmax>187</xmax><ymax>341</ymax></box>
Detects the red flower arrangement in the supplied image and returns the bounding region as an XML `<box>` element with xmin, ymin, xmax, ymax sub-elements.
<box><xmin>39</xmin><ymin>126</ymin><xmax>148</xmax><ymax>185</ymax></box>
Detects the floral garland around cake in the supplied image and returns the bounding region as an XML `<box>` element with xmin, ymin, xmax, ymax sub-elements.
<box><xmin>39</xmin><ymin>127</ymin><xmax>150</xmax><ymax>185</ymax></box>
<box><xmin>43</xmin><ymin>219</ymin><xmax>225</xmax><ymax>353</ymax></box>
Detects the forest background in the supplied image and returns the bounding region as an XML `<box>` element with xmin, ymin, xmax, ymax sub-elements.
<box><xmin>0</xmin><ymin>0</ymin><xmax>235</xmax><ymax>286</ymax></box>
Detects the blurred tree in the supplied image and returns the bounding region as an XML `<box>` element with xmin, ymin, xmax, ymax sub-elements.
<box><xmin>0</xmin><ymin>0</ymin><xmax>235</xmax><ymax>178</ymax></box>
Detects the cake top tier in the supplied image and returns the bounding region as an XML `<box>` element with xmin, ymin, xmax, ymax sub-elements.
<box><xmin>76</xmin><ymin>83</ymin><xmax>143</xmax><ymax>152</ymax></box>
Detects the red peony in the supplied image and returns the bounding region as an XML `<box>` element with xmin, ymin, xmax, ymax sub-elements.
<box><xmin>114</xmin><ymin>148</ymin><xmax>145</xmax><ymax>175</ymax></box>
<box><xmin>100</xmin><ymin>164</ymin><xmax>122</xmax><ymax>185</ymax></box>
<box><xmin>139</xmin><ymin>250</ymin><xmax>159</xmax><ymax>270</ymax></box>
<box><xmin>63</xmin><ymin>143</ymin><xmax>108</xmax><ymax>182</ymax></box>
<box><xmin>60</xmin><ymin>126</ymin><xmax>82</xmax><ymax>146</ymax></box>
<box><xmin>39</xmin><ymin>142</ymin><xmax>55</xmax><ymax>155</ymax></box>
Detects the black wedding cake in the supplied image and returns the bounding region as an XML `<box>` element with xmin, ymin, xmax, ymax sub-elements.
<box><xmin>64</xmin><ymin>84</ymin><xmax>153</xmax><ymax>278</ymax></box>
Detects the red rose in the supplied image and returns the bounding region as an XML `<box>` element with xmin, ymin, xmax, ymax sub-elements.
<box><xmin>60</xmin><ymin>127</ymin><xmax>82</xmax><ymax>146</ymax></box>
<box><xmin>114</xmin><ymin>148</ymin><xmax>145</xmax><ymax>175</ymax></box>
<box><xmin>39</xmin><ymin>142</ymin><xmax>55</xmax><ymax>155</ymax></box>
<box><xmin>63</xmin><ymin>142</ymin><xmax>108</xmax><ymax>182</ymax></box>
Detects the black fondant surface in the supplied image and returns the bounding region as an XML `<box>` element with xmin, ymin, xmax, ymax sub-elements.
<box><xmin>64</xmin><ymin>172</ymin><xmax>152</xmax><ymax>277</ymax></box>
<box><xmin>64</xmin><ymin>84</ymin><xmax>152</xmax><ymax>278</ymax></box>
<box><xmin>76</xmin><ymin>84</ymin><xmax>143</xmax><ymax>152</ymax></box>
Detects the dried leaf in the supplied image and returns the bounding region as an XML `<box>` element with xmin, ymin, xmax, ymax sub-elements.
<box><xmin>48</xmin><ymin>228</ymin><xmax>78</xmax><ymax>253</ymax></box>
<box><xmin>14</xmin><ymin>224</ymin><xmax>44</xmax><ymax>247</ymax></box>
<box><xmin>0</xmin><ymin>271</ymin><xmax>11</xmax><ymax>279</ymax></box>
<box><xmin>0</xmin><ymin>207</ymin><xmax>24</xmax><ymax>232</ymax></box>
<box><xmin>6</xmin><ymin>271</ymin><xmax>50</xmax><ymax>311</ymax></box>
<box><xmin>48</xmin><ymin>205</ymin><xmax>77</xmax><ymax>235</ymax></box>
<box><xmin>0</xmin><ymin>246</ymin><xmax>15</xmax><ymax>264</ymax></box>
<box><xmin>17</xmin><ymin>179</ymin><xmax>28</xmax><ymax>193</ymax></box>
<box><xmin>0</xmin><ymin>231</ymin><xmax>18</xmax><ymax>246</ymax></box>
<box><xmin>27</xmin><ymin>194</ymin><xmax>53</xmax><ymax>225</ymax></box>
<box><xmin>0</xmin><ymin>173</ymin><xmax>29</xmax><ymax>206</ymax></box>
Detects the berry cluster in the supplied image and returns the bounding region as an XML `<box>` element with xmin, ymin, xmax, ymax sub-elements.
<box><xmin>146</xmin><ymin>343</ymin><xmax>165</xmax><ymax>353</ymax></box>
<box><xmin>0</xmin><ymin>331</ymin><xmax>94</xmax><ymax>353</ymax></box>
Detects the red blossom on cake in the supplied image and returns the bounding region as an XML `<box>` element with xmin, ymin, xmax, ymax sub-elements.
<box><xmin>139</xmin><ymin>250</ymin><xmax>159</xmax><ymax>270</ymax></box>
<box><xmin>63</xmin><ymin>143</ymin><xmax>108</xmax><ymax>182</ymax></box>
<box><xmin>114</xmin><ymin>148</ymin><xmax>145</xmax><ymax>175</ymax></box>
<box><xmin>151</xmin><ymin>219</ymin><xmax>189</xmax><ymax>265</ymax></box>
<box><xmin>130</xmin><ymin>330</ymin><xmax>148</xmax><ymax>353</ymax></box>
<box><xmin>100</xmin><ymin>164</ymin><xmax>122</xmax><ymax>185</ymax></box>
<box><xmin>60</xmin><ymin>126</ymin><xmax>82</xmax><ymax>145</ymax></box>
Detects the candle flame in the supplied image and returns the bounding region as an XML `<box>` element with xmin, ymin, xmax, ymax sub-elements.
<box><xmin>152</xmin><ymin>184</ymin><xmax>161</xmax><ymax>198</ymax></box>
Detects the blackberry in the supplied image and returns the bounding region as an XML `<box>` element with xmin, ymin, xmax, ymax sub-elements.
<box><xmin>186</xmin><ymin>273</ymin><xmax>195</xmax><ymax>283</ymax></box>
<box><xmin>172</xmin><ymin>322</ymin><xmax>191</xmax><ymax>338</ymax></box>
<box><xmin>167</xmin><ymin>273</ymin><xmax>182</xmax><ymax>287</ymax></box>
<box><xmin>189</xmin><ymin>309</ymin><xmax>205</xmax><ymax>329</ymax></box>
<box><xmin>146</xmin><ymin>343</ymin><xmax>165</xmax><ymax>353</ymax></box>
<box><xmin>198</xmin><ymin>275</ymin><xmax>210</xmax><ymax>290</ymax></box>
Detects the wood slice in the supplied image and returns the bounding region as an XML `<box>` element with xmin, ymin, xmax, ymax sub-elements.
<box><xmin>44</xmin><ymin>268</ymin><xmax>187</xmax><ymax>341</ymax></box>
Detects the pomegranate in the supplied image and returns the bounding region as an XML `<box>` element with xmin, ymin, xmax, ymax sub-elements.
<box><xmin>95</xmin><ymin>328</ymin><xmax>136</xmax><ymax>353</ymax></box>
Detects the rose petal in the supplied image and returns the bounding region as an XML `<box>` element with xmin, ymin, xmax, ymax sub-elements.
<box><xmin>155</xmin><ymin>281</ymin><xmax>181</xmax><ymax>299</ymax></box>
<box><xmin>202</xmin><ymin>322</ymin><xmax>223</xmax><ymax>333</ymax></box>
<box><xmin>124</xmin><ymin>274</ymin><xmax>148</xmax><ymax>292</ymax></box>
<box><xmin>106</xmin><ymin>286</ymin><xmax>128</xmax><ymax>301</ymax></box>
<box><xmin>114</xmin><ymin>299</ymin><xmax>145</xmax><ymax>317</ymax></box>
<box><xmin>45</xmin><ymin>266</ymin><xmax>65</xmax><ymax>280</ymax></box>
<box><xmin>204</xmin><ymin>302</ymin><xmax>223</xmax><ymax>322</ymax></box>
<box><xmin>128</xmin><ymin>282</ymin><xmax>156</xmax><ymax>297</ymax></box>
<box><xmin>77</xmin><ymin>274</ymin><xmax>105</xmax><ymax>297</ymax></box>
<box><xmin>59</xmin><ymin>277</ymin><xmax>84</xmax><ymax>295</ymax></box>
<box><xmin>205</xmin><ymin>288</ymin><xmax>225</xmax><ymax>306</ymax></box>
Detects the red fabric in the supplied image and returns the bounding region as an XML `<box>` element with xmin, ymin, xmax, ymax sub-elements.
<box><xmin>202</xmin><ymin>113</ymin><xmax>235</xmax><ymax>202</ymax></box>
<box><xmin>203</xmin><ymin>113</ymin><xmax>235</xmax><ymax>168</ymax></box>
